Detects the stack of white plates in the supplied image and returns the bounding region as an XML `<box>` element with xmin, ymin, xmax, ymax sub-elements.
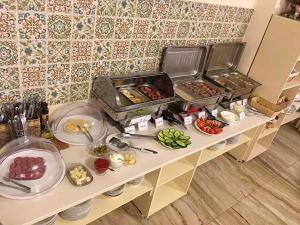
<box><xmin>104</xmin><ymin>184</ymin><xmax>125</xmax><ymax>197</ymax></box>
<box><xmin>59</xmin><ymin>199</ymin><xmax>92</xmax><ymax>221</ymax></box>
<box><xmin>127</xmin><ymin>176</ymin><xmax>144</xmax><ymax>185</ymax></box>
<box><xmin>34</xmin><ymin>214</ymin><xmax>57</xmax><ymax>225</ymax></box>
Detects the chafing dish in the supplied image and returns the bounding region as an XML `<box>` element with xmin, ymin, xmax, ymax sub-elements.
<box><xmin>91</xmin><ymin>72</ymin><xmax>176</xmax><ymax>126</ymax></box>
<box><xmin>161</xmin><ymin>46</ymin><xmax>227</xmax><ymax>111</ymax></box>
<box><xmin>204</xmin><ymin>42</ymin><xmax>261</xmax><ymax>101</ymax></box>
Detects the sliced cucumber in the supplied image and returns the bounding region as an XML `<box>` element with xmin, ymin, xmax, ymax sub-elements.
<box><xmin>174</xmin><ymin>131</ymin><xmax>180</xmax><ymax>138</ymax></box>
<box><xmin>158</xmin><ymin>135</ymin><xmax>165</xmax><ymax>142</ymax></box>
<box><xmin>180</xmin><ymin>135</ymin><xmax>190</xmax><ymax>140</ymax></box>
<box><xmin>176</xmin><ymin>140</ymin><xmax>187</xmax><ymax>148</ymax></box>
<box><xmin>185</xmin><ymin>141</ymin><xmax>192</xmax><ymax>145</ymax></box>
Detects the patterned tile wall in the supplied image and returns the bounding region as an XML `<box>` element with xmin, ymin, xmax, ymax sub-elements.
<box><xmin>0</xmin><ymin>0</ymin><xmax>253</xmax><ymax>105</ymax></box>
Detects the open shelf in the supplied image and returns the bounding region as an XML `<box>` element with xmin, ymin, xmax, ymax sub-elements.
<box><xmin>283</xmin><ymin>76</ymin><xmax>300</xmax><ymax>90</ymax></box>
<box><xmin>158</xmin><ymin>158</ymin><xmax>195</xmax><ymax>187</ymax></box>
<box><xmin>282</xmin><ymin>111</ymin><xmax>300</xmax><ymax>125</ymax></box>
<box><xmin>197</xmin><ymin>134</ymin><xmax>250</xmax><ymax>166</ymax></box>
<box><xmin>247</xmin><ymin>142</ymin><xmax>268</xmax><ymax>161</ymax></box>
<box><xmin>149</xmin><ymin>172</ymin><xmax>191</xmax><ymax>216</ymax></box>
<box><xmin>258</xmin><ymin>127</ymin><xmax>279</xmax><ymax>139</ymax></box>
<box><xmin>56</xmin><ymin>179</ymin><xmax>153</xmax><ymax>225</ymax></box>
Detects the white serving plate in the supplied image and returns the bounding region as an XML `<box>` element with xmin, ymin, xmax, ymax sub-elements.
<box><xmin>0</xmin><ymin>148</ymin><xmax>66</xmax><ymax>200</ymax></box>
<box><xmin>55</xmin><ymin>115</ymin><xmax>107</xmax><ymax>145</ymax></box>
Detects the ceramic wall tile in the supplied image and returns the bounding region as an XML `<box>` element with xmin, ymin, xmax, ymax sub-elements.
<box><xmin>111</xmin><ymin>60</ymin><xmax>127</xmax><ymax>76</ymax></box>
<box><xmin>0</xmin><ymin>41</ymin><xmax>18</xmax><ymax>66</ymax></box>
<box><xmin>91</xmin><ymin>61</ymin><xmax>110</xmax><ymax>77</ymax></box>
<box><xmin>71</xmin><ymin>62</ymin><xmax>91</xmax><ymax>82</ymax></box>
<box><xmin>116</xmin><ymin>0</ymin><xmax>137</xmax><ymax>17</ymax></box>
<box><xmin>72</xmin><ymin>41</ymin><xmax>92</xmax><ymax>61</ymax></box>
<box><xmin>133</xmin><ymin>19</ymin><xmax>149</xmax><ymax>39</ymax></box>
<box><xmin>74</xmin><ymin>0</ymin><xmax>97</xmax><ymax>15</ymax></box>
<box><xmin>95</xmin><ymin>17</ymin><xmax>115</xmax><ymax>39</ymax></box>
<box><xmin>70</xmin><ymin>82</ymin><xmax>89</xmax><ymax>101</ymax></box>
<box><xmin>176</xmin><ymin>21</ymin><xmax>190</xmax><ymax>38</ymax></box>
<box><xmin>21</xmin><ymin>65</ymin><xmax>46</xmax><ymax>88</ymax></box>
<box><xmin>48</xmin><ymin>14</ymin><xmax>72</xmax><ymax>39</ymax></box>
<box><xmin>93</xmin><ymin>40</ymin><xmax>112</xmax><ymax>61</ymax></box>
<box><xmin>167</xmin><ymin>0</ymin><xmax>182</xmax><ymax>20</ymax></box>
<box><xmin>97</xmin><ymin>0</ymin><xmax>117</xmax><ymax>17</ymax></box>
<box><xmin>18</xmin><ymin>12</ymin><xmax>46</xmax><ymax>39</ymax></box>
<box><xmin>136</xmin><ymin>0</ymin><xmax>153</xmax><ymax>18</ymax></box>
<box><xmin>127</xmin><ymin>58</ymin><xmax>143</xmax><ymax>73</ymax></box>
<box><xmin>0</xmin><ymin>90</ymin><xmax>21</xmax><ymax>105</ymax></box>
<box><xmin>163</xmin><ymin>20</ymin><xmax>178</xmax><ymax>39</ymax></box>
<box><xmin>47</xmin><ymin>63</ymin><xmax>70</xmax><ymax>85</ymax></box>
<box><xmin>129</xmin><ymin>40</ymin><xmax>146</xmax><ymax>58</ymax></box>
<box><xmin>143</xmin><ymin>57</ymin><xmax>157</xmax><ymax>71</ymax></box>
<box><xmin>0</xmin><ymin>12</ymin><xmax>17</xmax><ymax>39</ymax></box>
<box><xmin>47</xmin><ymin>41</ymin><xmax>71</xmax><ymax>63</ymax></box>
<box><xmin>17</xmin><ymin>0</ymin><xmax>45</xmax><ymax>11</ymax></box>
<box><xmin>22</xmin><ymin>87</ymin><xmax>46</xmax><ymax>101</ymax></box>
<box><xmin>225</xmin><ymin>6</ymin><xmax>238</xmax><ymax>22</ymax></box>
<box><xmin>205</xmin><ymin>3</ymin><xmax>219</xmax><ymax>21</ymax></box>
<box><xmin>47</xmin><ymin>0</ymin><xmax>72</xmax><ymax>13</ymax></box>
<box><xmin>148</xmin><ymin>20</ymin><xmax>164</xmax><ymax>39</ymax></box>
<box><xmin>112</xmin><ymin>40</ymin><xmax>129</xmax><ymax>59</ymax></box>
<box><xmin>114</xmin><ymin>18</ymin><xmax>134</xmax><ymax>39</ymax></box>
<box><xmin>19</xmin><ymin>40</ymin><xmax>46</xmax><ymax>65</ymax></box>
<box><xmin>210</xmin><ymin>23</ymin><xmax>222</xmax><ymax>38</ymax></box>
<box><xmin>47</xmin><ymin>84</ymin><xmax>70</xmax><ymax>105</ymax></box>
<box><xmin>72</xmin><ymin>16</ymin><xmax>95</xmax><ymax>39</ymax></box>
<box><xmin>0</xmin><ymin>67</ymin><xmax>20</xmax><ymax>91</ymax></box>
<box><xmin>0</xmin><ymin>0</ymin><xmax>253</xmax><ymax>105</ymax></box>
<box><xmin>145</xmin><ymin>40</ymin><xmax>160</xmax><ymax>57</ymax></box>
<box><xmin>152</xmin><ymin>0</ymin><xmax>169</xmax><ymax>19</ymax></box>
<box><xmin>0</xmin><ymin>0</ymin><xmax>17</xmax><ymax>10</ymax></box>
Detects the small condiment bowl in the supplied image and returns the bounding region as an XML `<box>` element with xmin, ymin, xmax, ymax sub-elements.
<box><xmin>94</xmin><ymin>158</ymin><xmax>110</xmax><ymax>175</ymax></box>
<box><xmin>88</xmin><ymin>142</ymin><xmax>111</xmax><ymax>158</ymax></box>
<box><xmin>123</xmin><ymin>150</ymin><xmax>136</xmax><ymax>166</ymax></box>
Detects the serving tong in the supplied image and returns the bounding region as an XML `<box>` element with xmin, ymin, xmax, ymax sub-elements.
<box><xmin>0</xmin><ymin>177</ymin><xmax>31</xmax><ymax>193</ymax></box>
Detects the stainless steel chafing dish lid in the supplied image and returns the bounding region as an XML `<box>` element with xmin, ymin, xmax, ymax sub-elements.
<box><xmin>205</xmin><ymin>42</ymin><xmax>246</xmax><ymax>76</ymax></box>
<box><xmin>161</xmin><ymin>46</ymin><xmax>209</xmax><ymax>82</ymax></box>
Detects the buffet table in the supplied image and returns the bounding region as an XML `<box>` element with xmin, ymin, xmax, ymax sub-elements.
<box><xmin>0</xmin><ymin>113</ymin><xmax>272</xmax><ymax>225</ymax></box>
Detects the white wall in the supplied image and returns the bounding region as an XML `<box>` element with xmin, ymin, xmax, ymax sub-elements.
<box><xmin>186</xmin><ymin>0</ymin><xmax>256</xmax><ymax>8</ymax></box>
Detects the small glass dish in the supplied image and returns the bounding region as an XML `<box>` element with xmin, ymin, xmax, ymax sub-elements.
<box><xmin>94</xmin><ymin>158</ymin><xmax>110</xmax><ymax>175</ymax></box>
<box><xmin>123</xmin><ymin>150</ymin><xmax>136</xmax><ymax>166</ymax></box>
<box><xmin>108</xmin><ymin>152</ymin><xmax>124</xmax><ymax>170</ymax></box>
<box><xmin>88</xmin><ymin>142</ymin><xmax>111</xmax><ymax>158</ymax></box>
<box><xmin>66</xmin><ymin>164</ymin><xmax>93</xmax><ymax>187</ymax></box>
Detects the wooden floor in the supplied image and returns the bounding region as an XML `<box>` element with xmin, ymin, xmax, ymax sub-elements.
<box><xmin>89</xmin><ymin>125</ymin><xmax>300</xmax><ymax>225</ymax></box>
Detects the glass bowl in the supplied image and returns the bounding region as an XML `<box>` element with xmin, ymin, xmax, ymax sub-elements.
<box><xmin>0</xmin><ymin>136</ymin><xmax>65</xmax><ymax>199</ymax></box>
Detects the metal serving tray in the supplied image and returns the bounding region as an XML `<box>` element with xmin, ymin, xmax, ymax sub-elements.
<box><xmin>91</xmin><ymin>72</ymin><xmax>176</xmax><ymax>124</ymax></box>
<box><xmin>176</xmin><ymin>80</ymin><xmax>225</xmax><ymax>111</ymax></box>
<box><xmin>119</xmin><ymin>87</ymin><xmax>150</xmax><ymax>104</ymax></box>
<box><xmin>204</xmin><ymin>43</ymin><xmax>261</xmax><ymax>100</ymax></box>
<box><xmin>161</xmin><ymin>46</ymin><xmax>227</xmax><ymax>110</ymax></box>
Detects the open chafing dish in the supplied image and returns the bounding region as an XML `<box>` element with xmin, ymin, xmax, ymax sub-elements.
<box><xmin>91</xmin><ymin>72</ymin><xmax>176</xmax><ymax>125</ymax></box>
<box><xmin>161</xmin><ymin>46</ymin><xmax>227</xmax><ymax>111</ymax></box>
<box><xmin>204</xmin><ymin>42</ymin><xmax>261</xmax><ymax>101</ymax></box>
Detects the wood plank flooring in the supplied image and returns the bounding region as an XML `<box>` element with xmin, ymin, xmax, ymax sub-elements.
<box><xmin>89</xmin><ymin>125</ymin><xmax>300</xmax><ymax>225</ymax></box>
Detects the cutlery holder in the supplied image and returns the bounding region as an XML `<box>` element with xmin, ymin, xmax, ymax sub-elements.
<box><xmin>0</xmin><ymin>118</ymin><xmax>42</xmax><ymax>148</ymax></box>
